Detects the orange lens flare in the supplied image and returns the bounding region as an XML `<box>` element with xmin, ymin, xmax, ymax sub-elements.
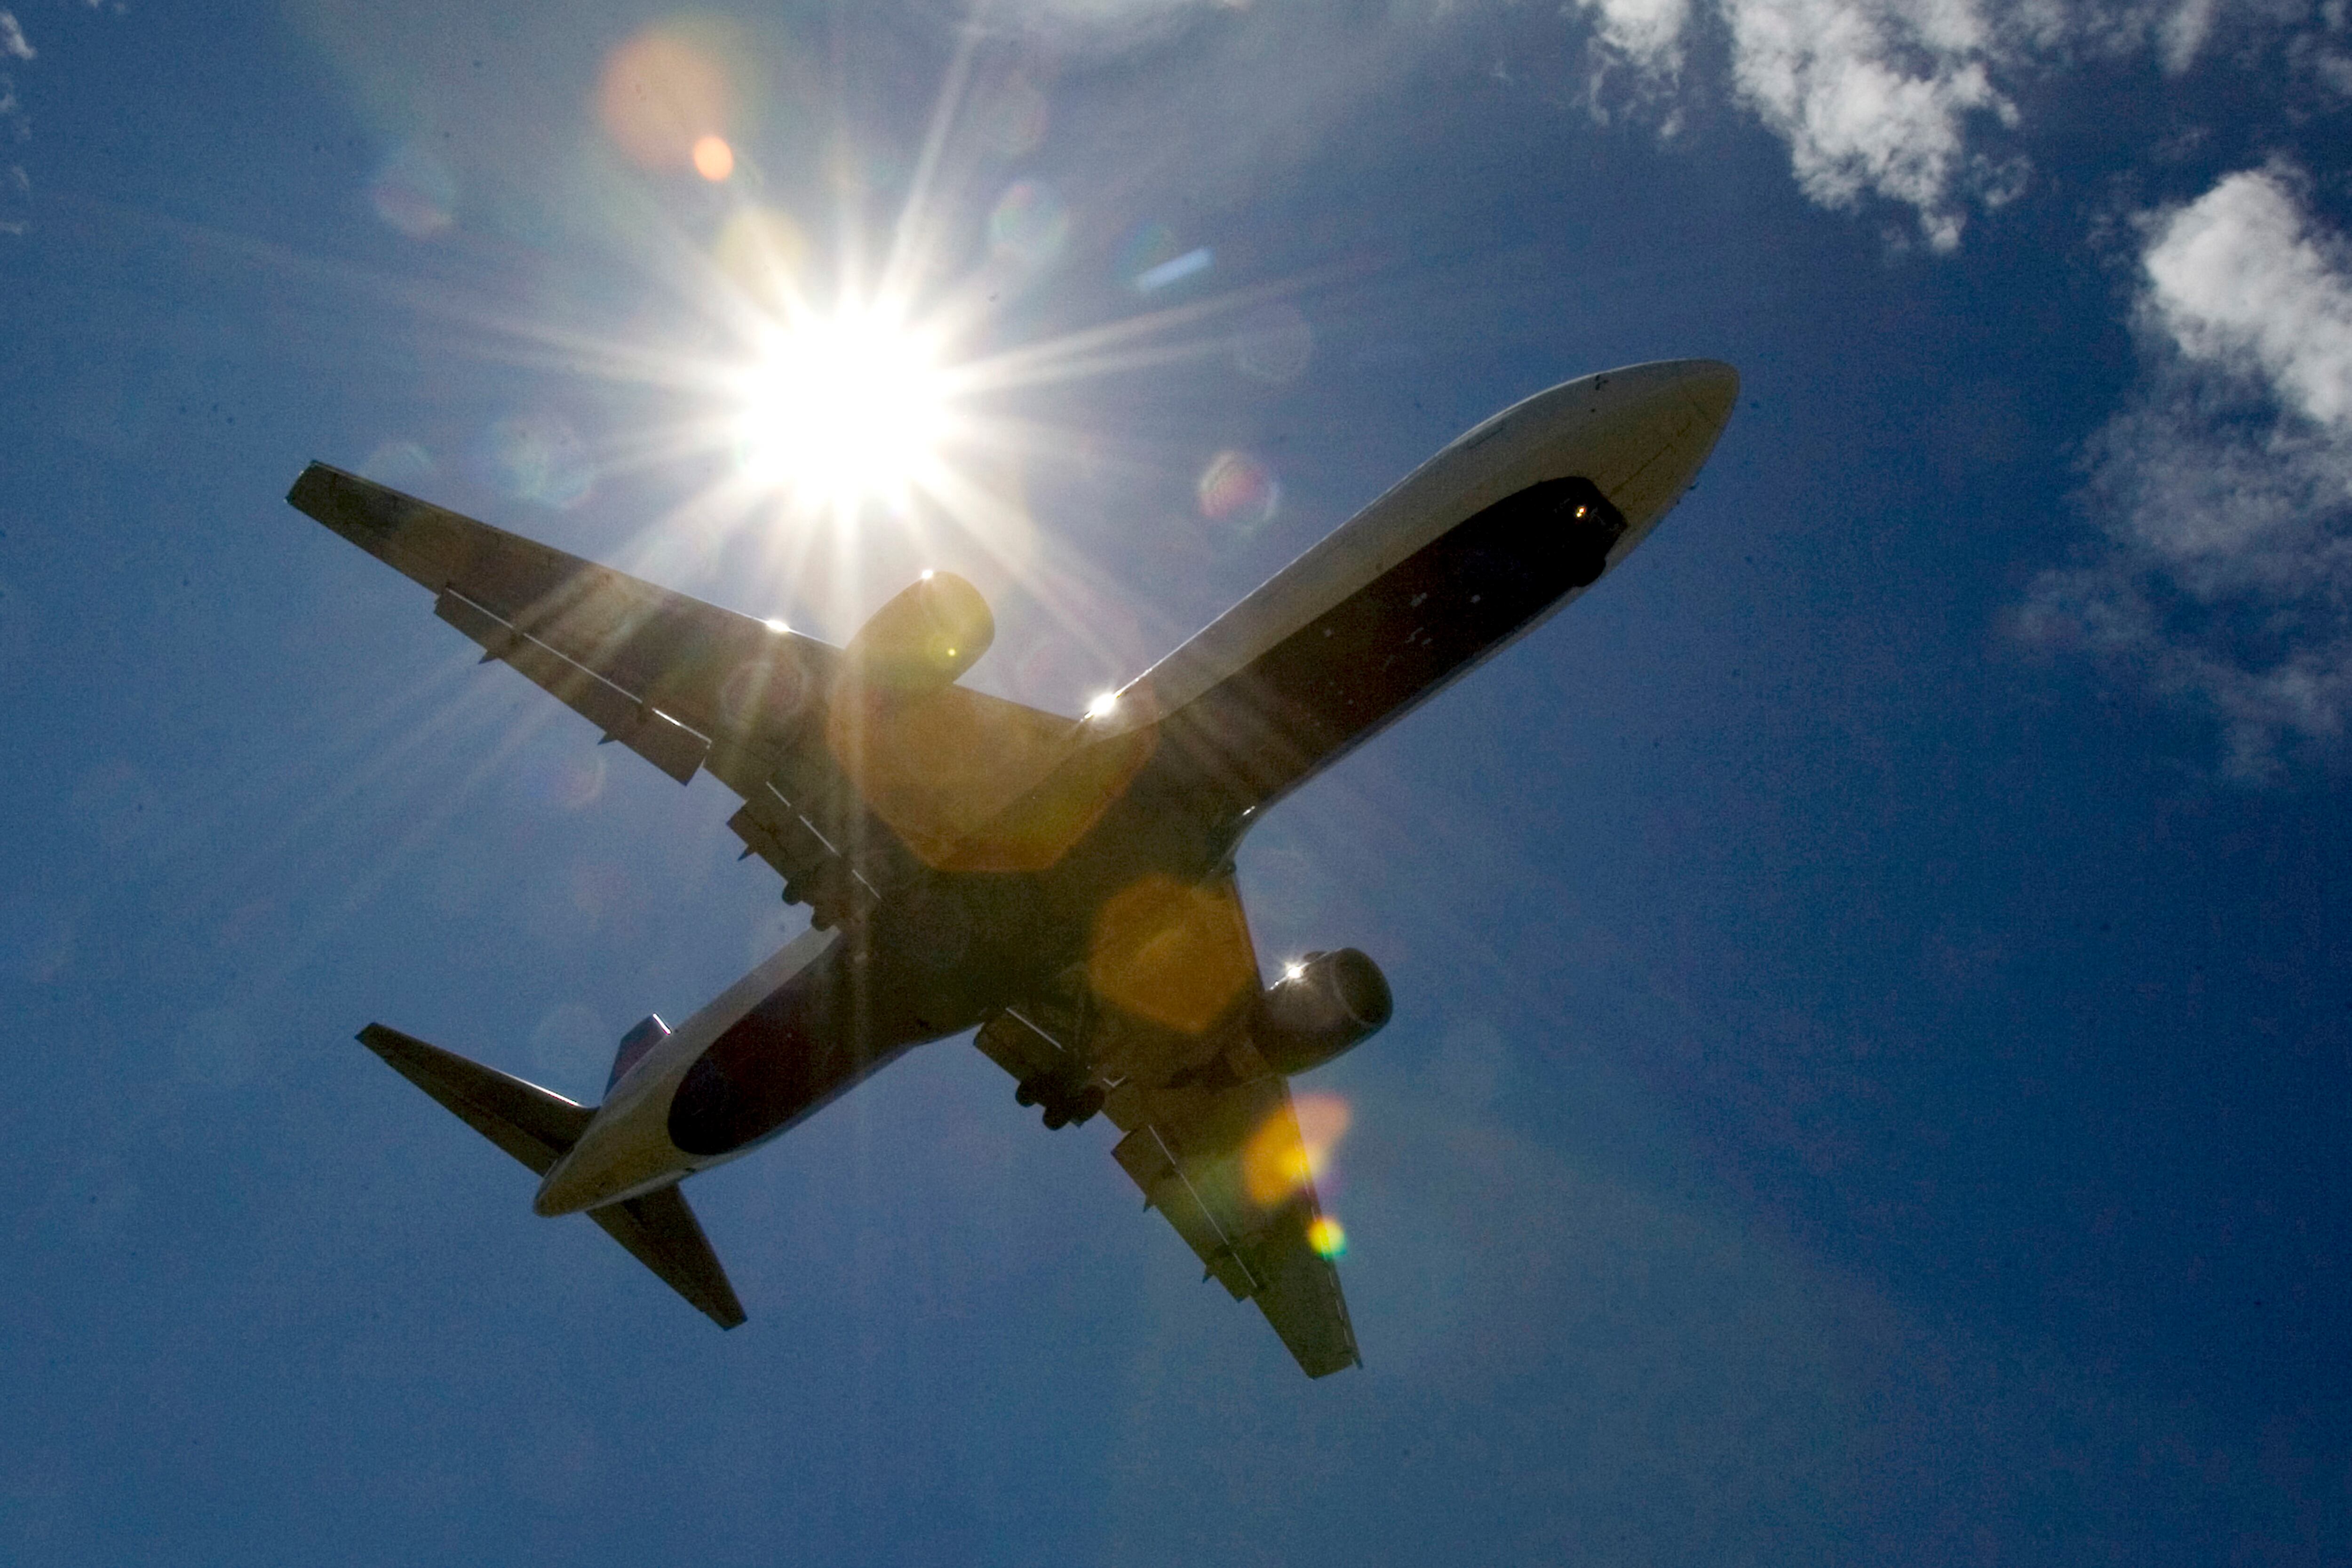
<box><xmin>1087</xmin><ymin>875</ymin><xmax>1259</xmax><ymax>1034</ymax></box>
<box><xmin>692</xmin><ymin>135</ymin><xmax>735</xmax><ymax>182</ymax></box>
<box><xmin>1241</xmin><ymin>1091</ymin><xmax>1353</xmax><ymax>1207</ymax></box>
<box><xmin>599</xmin><ymin>31</ymin><xmax>733</xmax><ymax>172</ymax></box>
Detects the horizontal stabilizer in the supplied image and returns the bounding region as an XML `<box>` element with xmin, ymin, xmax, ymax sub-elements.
<box><xmin>588</xmin><ymin>1186</ymin><xmax>746</xmax><ymax>1329</ymax></box>
<box><xmin>358</xmin><ymin>1023</ymin><xmax>591</xmax><ymax>1176</ymax></box>
<box><xmin>356</xmin><ymin>1024</ymin><xmax>746</xmax><ymax>1329</ymax></box>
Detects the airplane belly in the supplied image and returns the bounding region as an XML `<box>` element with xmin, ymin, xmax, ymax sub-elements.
<box><xmin>1134</xmin><ymin>358</ymin><xmax>1739</xmax><ymax>807</ymax></box>
<box><xmin>531</xmin><ymin>929</ymin><xmax>844</xmax><ymax>1211</ymax></box>
<box><xmin>1160</xmin><ymin>478</ymin><xmax>1617</xmax><ymax>802</ymax></box>
<box><xmin>665</xmin><ymin>934</ymin><xmax>961</xmax><ymax>1158</ymax></box>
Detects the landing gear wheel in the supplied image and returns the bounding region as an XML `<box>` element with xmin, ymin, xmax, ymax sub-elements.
<box><xmin>1070</xmin><ymin>1085</ymin><xmax>1107</xmax><ymax>1126</ymax></box>
<box><xmin>1041</xmin><ymin>1102</ymin><xmax>1072</xmax><ymax>1130</ymax></box>
<box><xmin>1014</xmin><ymin>1080</ymin><xmax>1039</xmax><ymax>1107</ymax></box>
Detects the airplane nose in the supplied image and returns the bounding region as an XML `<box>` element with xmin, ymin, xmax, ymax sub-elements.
<box><xmin>1577</xmin><ymin>358</ymin><xmax>1740</xmax><ymax>529</ymax></box>
<box><xmin>1674</xmin><ymin>359</ymin><xmax>1740</xmax><ymax>435</ymax></box>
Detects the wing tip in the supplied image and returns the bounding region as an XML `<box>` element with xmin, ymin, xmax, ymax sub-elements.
<box><xmin>286</xmin><ymin>459</ymin><xmax>353</xmax><ymax>517</ymax></box>
<box><xmin>590</xmin><ymin>1186</ymin><xmax>750</xmax><ymax>1334</ymax></box>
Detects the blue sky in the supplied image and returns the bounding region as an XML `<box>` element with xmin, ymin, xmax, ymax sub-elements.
<box><xmin>3</xmin><ymin>0</ymin><xmax>2350</xmax><ymax>1562</ymax></box>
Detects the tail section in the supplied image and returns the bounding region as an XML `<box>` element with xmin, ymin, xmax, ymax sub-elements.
<box><xmin>356</xmin><ymin>1024</ymin><xmax>745</xmax><ymax>1329</ymax></box>
<box><xmin>359</xmin><ymin>1023</ymin><xmax>592</xmax><ymax>1175</ymax></box>
<box><xmin>607</xmin><ymin>1014</ymin><xmax>670</xmax><ymax>1093</ymax></box>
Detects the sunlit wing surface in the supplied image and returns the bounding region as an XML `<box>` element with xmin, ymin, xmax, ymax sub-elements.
<box><xmin>289</xmin><ymin>464</ymin><xmax>835</xmax><ymax>782</ymax></box>
<box><xmin>972</xmin><ymin>872</ymin><xmax>1358</xmax><ymax>1377</ymax></box>
<box><xmin>971</xmin><ymin>1014</ymin><xmax>1359</xmax><ymax>1379</ymax></box>
<box><xmin>288</xmin><ymin>463</ymin><xmax>1087</xmax><ymax>927</ymax></box>
<box><xmin>1104</xmin><ymin>1075</ymin><xmax>1358</xmax><ymax>1377</ymax></box>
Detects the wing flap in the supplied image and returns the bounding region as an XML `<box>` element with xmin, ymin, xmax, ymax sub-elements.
<box><xmin>727</xmin><ymin>780</ymin><xmax>885</xmax><ymax>931</ymax></box>
<box><xmin>433</xmin><ymin>587</ymin><xmax>711</xmax><ymax>784</ymax></box>
<box><xmin>1106</xmin><ymin>1075</ymin><xmax>1363</xmax><ymax>1377</ymax></box>
<box><xmin>289</xmin><ymin>462</ymin><xmax>835</xmax><ymax>764</ymax></box>
<box><xmin>1112</xmin><ymin>1124</ymin><xmax>1259</xmax><ymax>1299</ymax></box>
<box><xmin>1236</xmin><ymin>1202</ymin><xmax>1360</xmax><ymax>1377</ymax></box>
<box><xmin>973</xmin><ymin>1007</ymin><xmax>1084</xmax><ymax>1092</ymax></box>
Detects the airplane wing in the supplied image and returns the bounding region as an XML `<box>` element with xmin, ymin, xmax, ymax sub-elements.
<box><xmin>290</xmin><ymin>465</ymin><xmax>834</xmax><ymax>783</ymax></box>
<box><xmin>288</xmin><ymin>463</ymin><xmax>1053</xmax><ymax>927</ymax></box>
<box><xmin>1104</xmin><ymin>1073</ymin><xmax>1360</xmax><ymax>1377</ymax></box>
<box><xmin>973</xmin><ymin>871</ymin><xmax>1361</xmax><ymax>1379</ymax></box>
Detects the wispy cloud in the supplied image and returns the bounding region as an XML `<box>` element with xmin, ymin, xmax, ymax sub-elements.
<box><xmin>999</xmin><ymin>0</ymin><xmax>2045</xmax><ymax>247</ymax></box>
<box><xmin>2021</xmin><ymin>167</ymin><xmax>2352</xmax><ymax>777</ymax></box>
<box><xmin>0</xmin><ymin>12</ymin><xmax>28</xmax><ymax>235</ymax></box>
<box><xmin>988</xmin><ymin>0</ymin><xmax>2334</xmax><ymax>250</ymax></box>
<box><xmin>1581</xmin><ymin>0</ymin><xmax>1698</xmax><ymax>69</ymax></box>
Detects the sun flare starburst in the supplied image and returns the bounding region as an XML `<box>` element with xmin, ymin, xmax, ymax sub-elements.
<box><xmin>733</xmin><ymin>308</ymin><xmax>952</xmax><ymax>516</ymax></box>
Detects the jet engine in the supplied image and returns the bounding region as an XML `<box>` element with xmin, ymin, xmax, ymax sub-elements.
<box><xmin>1254</xmin><ymin>948</ymin><xmax>1393</xmax><ymax>1075</ymax></box>
<box><xmin>842</xmin><ymin>572</ymin><xmax>994</xmax><ymax>692</ymax></box>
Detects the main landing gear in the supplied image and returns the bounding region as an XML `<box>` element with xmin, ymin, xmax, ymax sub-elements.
<box><xmin>1015</xmin><ymin>1074</ymin><xmax>1106</xmax><ymax>1130</ymax></box>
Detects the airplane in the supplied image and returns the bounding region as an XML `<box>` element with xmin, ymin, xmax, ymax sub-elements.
<box><xmin>291</xmin><ymin>357</ymin><xmax>1738</xmax><ymax>1377</ymax></box>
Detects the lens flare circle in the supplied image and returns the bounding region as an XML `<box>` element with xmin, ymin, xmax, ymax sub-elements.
<box><xmin>1242</xmin><ymin>1090</ymin><xmax>1353</xmax><ymax>1206</ymax></box>
<box><xmin>369</xmin><ymin>143</ymin><xmax>455</xmax><ymax>239</ymax></box>
<box><xmin>1198</xmin><ymin>449</ymin><xmax>1280</xmax><ymax>532</ymax></box>
<box><xmin>735</xmin><ymin>309</ymin><xmax>950</xmax><ymax>514</ymax></box>
<box><xmin>692</xmin><ymin>135</ymin><xmax>735</xmax><ymax>182</ymax></box>
<box><xmin>989</xmin><ymin>180</ymin><xmax>1069</xmax><ymax>272</ymax></box>
<box><xmin>600</xmin><ymin>30</ymin><xmax>734</xmax><ymax>172</ymax></box>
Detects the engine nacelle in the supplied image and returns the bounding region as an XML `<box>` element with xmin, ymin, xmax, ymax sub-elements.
<box><xmin>1254</xmin><ymin>948</ymin><xmax>1393</xmax><ymax>1076</ymax></box>
<box><xmin>842</xmin><ymin>572</ymin><xmax>993</xmax><ymax>693</ymax></box>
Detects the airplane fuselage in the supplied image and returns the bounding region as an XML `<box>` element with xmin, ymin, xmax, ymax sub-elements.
<box><xmin>532</xmin><ymin>358</ymin><xmax>1739</xmax><ymax>1215</ymax></box>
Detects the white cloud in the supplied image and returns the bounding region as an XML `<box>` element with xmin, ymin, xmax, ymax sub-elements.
<box><xmin>2026</xmin><ymin>168</ymin><xmax>2352</xmax><ymax>776</ymax></box>
<box><xmin>2144</xmin><ymin>168</ymin><xmax>2352</xmax><ymax>425</ymax></box>
<box><xmin>2158</xmin><ymin>0</ymin><xmax>2219</xmax><ymax>70</ymax></box>
<box><xmin>1010</xmin><ymin>0</ymin><xmax>2036</xmax><ymax>248</ymax></box>
<box><xmin>997</xmin><ymin>0</ymin><xmax>2320</xmax><ymax>253</ymax></box>
<box><xmin>0</xmin><ymin>12</ymin><xmax>32</xmax><ymax>63</ymax></box>
<box><xmin>1721</xmin><ymin>0</ymin><xmax>2020</xmax><ymax>248</ymax></box>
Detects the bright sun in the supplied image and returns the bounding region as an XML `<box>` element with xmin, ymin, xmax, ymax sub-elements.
<box><xmin>735</xmin><ymin>307</ymin><xmax>951</xmax><ymax>514</ymax></box>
